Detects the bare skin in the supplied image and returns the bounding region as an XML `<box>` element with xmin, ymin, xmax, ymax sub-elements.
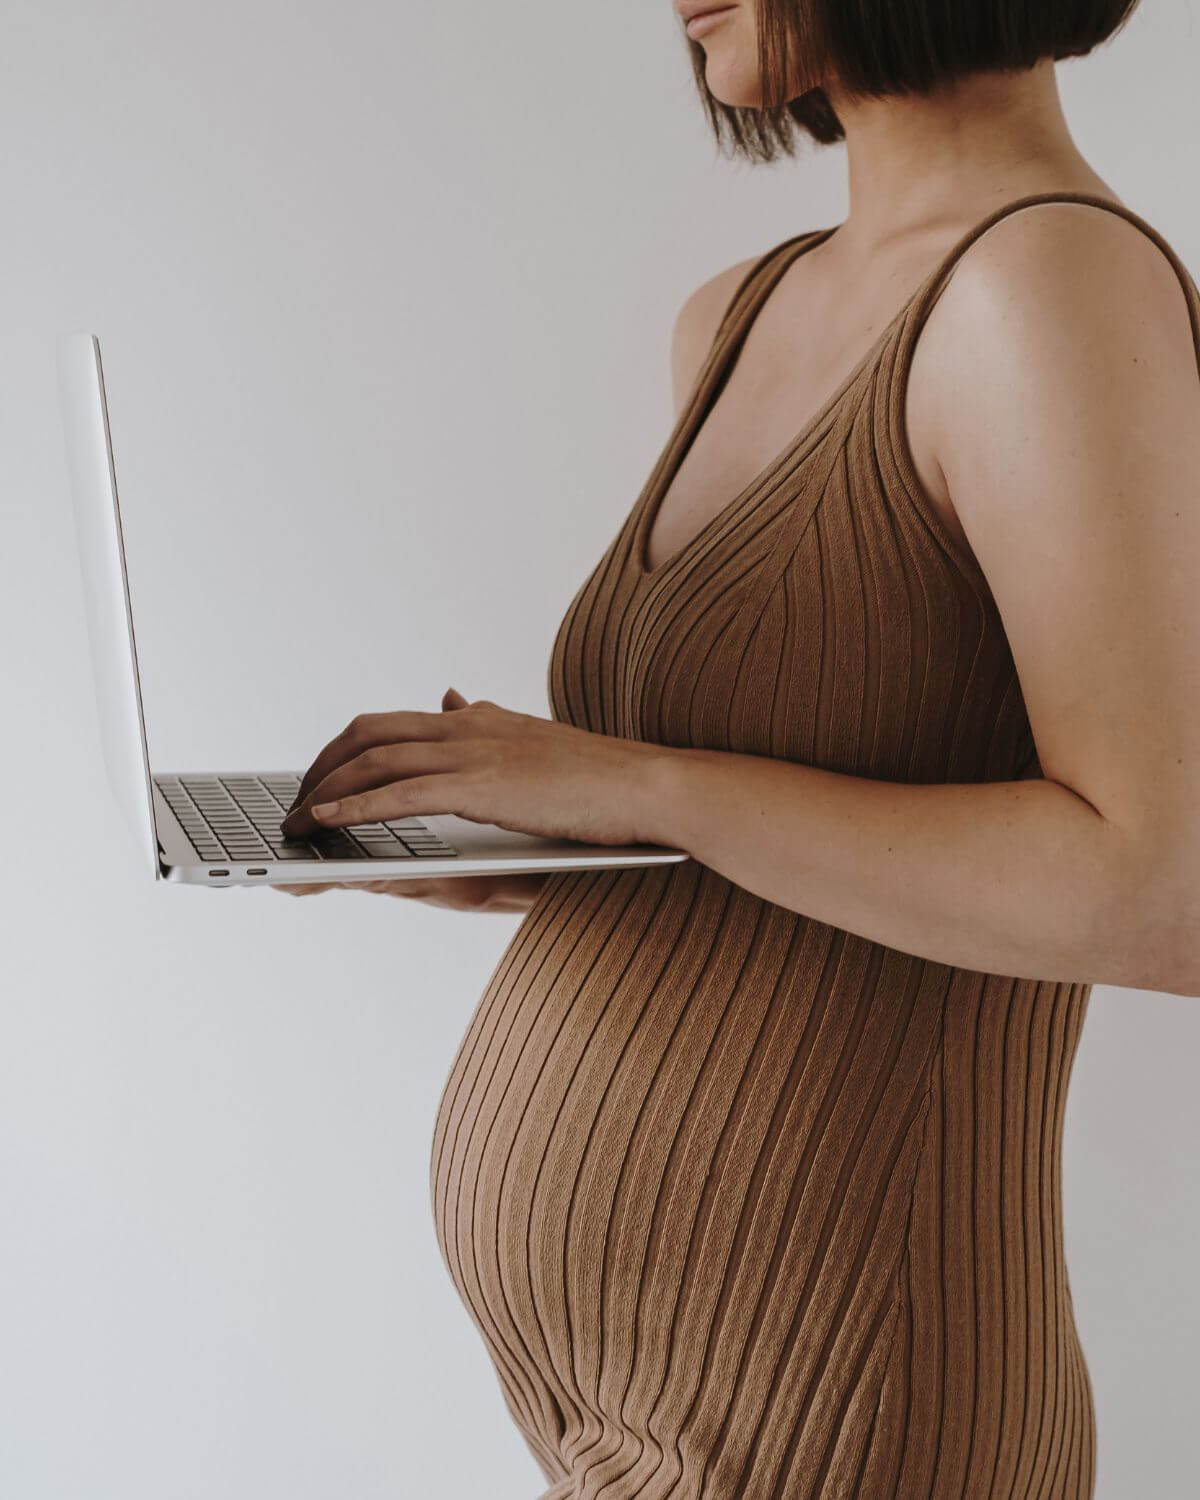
<box><xmin>276</xmin><ymin>868</ymin><xmax>549</xmax><ymax>911</ymax></box>
<box><xmin>275</xmin><ymin>688</ymin><xmax>551</xmax><ymax>909</ymax></box>
<box><xmin>274</xmin><ymin>687</ymin><xmax>552</xmax><ymax>906</ymax></box>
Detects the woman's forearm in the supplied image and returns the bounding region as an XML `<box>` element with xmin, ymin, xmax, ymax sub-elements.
<box><xmin>636</xmin><ymin>747</ymin><xmax>1195</xmax><ymax>995</ymax></box>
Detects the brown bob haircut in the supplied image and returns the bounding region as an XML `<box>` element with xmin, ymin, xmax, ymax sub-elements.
<box><xmin>688</xmin><ymin>0</ymin><xmax>1143</xmax><ymax>163</ymax></box>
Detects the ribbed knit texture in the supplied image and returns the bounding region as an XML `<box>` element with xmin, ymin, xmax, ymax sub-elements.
<box><xmin>430</xmin><ymin>193</ymin><xmax>1200</xmax><ymax>1499</ymax></box>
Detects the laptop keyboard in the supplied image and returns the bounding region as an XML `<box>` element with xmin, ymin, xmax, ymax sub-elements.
<box><xmin>156</xmin><ymin>774</ymin><xmax>460</xmax><ymax>864</ymax></box>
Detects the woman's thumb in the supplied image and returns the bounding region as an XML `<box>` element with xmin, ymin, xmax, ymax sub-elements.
<box><xmin>442</xmin><ymin>686</ymin><xmax>469</xmax><ymax>710</ymax></box>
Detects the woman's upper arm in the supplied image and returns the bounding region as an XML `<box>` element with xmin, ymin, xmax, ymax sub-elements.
<box><xmin>919</xmin><ymin>203</ymin><xmax>1200</xmax><ymax>904</ymax></box>
<box><xmin>669</xmin><ymin>255</ymin><xmax>761</xmax><ymax>419</ymax></box>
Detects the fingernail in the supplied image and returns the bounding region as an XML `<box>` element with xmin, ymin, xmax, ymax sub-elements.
<box><xmin>311</xmin><ymin>801</ymin><xmax>339</xmax><ymax>819</ymax></box>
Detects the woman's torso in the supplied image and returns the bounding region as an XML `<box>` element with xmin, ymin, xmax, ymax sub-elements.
<box><xmin>429</xmin><ymin>191</ymin><xmax>1200</xmax><ymax>1499</ymax></box>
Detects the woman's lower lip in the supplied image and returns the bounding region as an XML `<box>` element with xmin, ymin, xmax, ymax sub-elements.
<box><xmin>686</xmin><ymin>7</ymin><xmax>736</xmax><ymax>38</ymax></box>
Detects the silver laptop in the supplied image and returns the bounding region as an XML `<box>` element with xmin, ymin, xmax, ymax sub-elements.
<box><xmin>56</xmin><ymin>333</ymin><xmax>690</xmax><ymax>887</ymax></box>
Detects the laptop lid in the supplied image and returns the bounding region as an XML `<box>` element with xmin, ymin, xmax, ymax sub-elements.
<box><xmin>56</xmin><ymin>334</ymin><xmax>162</xmax><ymax>878</ymax></box>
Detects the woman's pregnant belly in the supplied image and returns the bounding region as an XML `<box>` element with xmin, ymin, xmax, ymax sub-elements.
<box><xmin>429</xmin><ymin>860</ymin><xmax>946</xmax><ymax>1498</ymax></box>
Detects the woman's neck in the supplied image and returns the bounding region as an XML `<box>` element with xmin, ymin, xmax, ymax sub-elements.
<box><xmin>823</xmin><ymin>58</ymin><xmax>1114</xmax><ymax>257</ymax></box>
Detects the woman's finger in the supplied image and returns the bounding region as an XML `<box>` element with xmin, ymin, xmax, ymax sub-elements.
<box><xmin>444</xmin><ymin>687</ymin><xmax>501</xmax><ymax>711</ymax></box>
<box><xmin>290</xmin><ymin>708</ymin><xmax>452</xmax><ymax>811</ymax></box>
<box><xmin>282</xmin><ymin>740</ymin><xmax>465</xmax><ymax>836</ymax></box>
<box><xmin>304</xmin><ymin>771</ymin><xmax>468</xmax><ymax>831</ymax></box>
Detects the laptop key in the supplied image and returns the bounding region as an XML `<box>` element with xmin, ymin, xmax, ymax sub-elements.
<box><xmin>173</xmin><ymin>775</ymin><xmax>461</xmax><ymax>865</ymax></box>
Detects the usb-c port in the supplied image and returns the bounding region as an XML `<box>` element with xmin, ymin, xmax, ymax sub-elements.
<box><xmin>209</xmin><ymin>869</ymin><xmax>229</xmax><ymax>878</ymax></box>
<box><xmin>247</xmin><ymin>868</ymin><xmax>267</xmax><ymax>877</ymax></box>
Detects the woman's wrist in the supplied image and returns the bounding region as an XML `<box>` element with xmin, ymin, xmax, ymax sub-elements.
<box><xmin>634</xmin><ymin>746</ymin><xmax>699</xmax><ymax>850</ymax></box>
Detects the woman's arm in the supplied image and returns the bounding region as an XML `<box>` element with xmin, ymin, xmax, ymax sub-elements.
<box><xmin>640</xmin><ymin>750</ymin><xmax>1185</xmax><ymax>990</ymax></box>
<box><xmin>277</xmin><ymin>207</ymin><xmax>1200</xmax><ymax>993</ymax></box>
<box><xmin>635</xmin><ymin>204</ymin><xmax>1200</xmax><ymax>996</ymax></box>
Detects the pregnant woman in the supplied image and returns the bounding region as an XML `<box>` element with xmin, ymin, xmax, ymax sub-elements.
<box><xmin>278</xmin><ymin>1</ymin><xmax>1200</xmax><ymax>1494</ymax></box>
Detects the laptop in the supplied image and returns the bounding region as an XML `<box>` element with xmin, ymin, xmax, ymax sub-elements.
<box><xmin>56</xmin><ymin>333</ymin><xmax>690</xmax><ymax>887</ymax></box>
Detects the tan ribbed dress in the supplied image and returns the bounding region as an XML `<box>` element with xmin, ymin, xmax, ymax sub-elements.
<box><xmin>430</xmin><ymin>192</ymin><xmax>1200</xmax><ymax>1499</ymax></box>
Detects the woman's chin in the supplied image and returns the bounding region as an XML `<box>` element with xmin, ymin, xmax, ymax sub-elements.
<box><xmin>701</xmin><ymin>62</ymin><xmax>764</xmax><ymax>111</ymax></box>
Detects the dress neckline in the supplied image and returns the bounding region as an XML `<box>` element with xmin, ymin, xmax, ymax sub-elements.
<box><xmin>633</xmin><ymin>189</ymin><xmax>1131</xmax><ymax>583</ymax></box>
<box><xmin>635</xmin><ymin>226</ymin><xmax>844</xmax><ymax>581</ymax></box>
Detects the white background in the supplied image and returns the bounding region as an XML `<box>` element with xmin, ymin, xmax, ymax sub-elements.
<box><xmin>2</xmin><ymin>1</ymin><xmax>1199</xmax><ymax>1495</ymax></box>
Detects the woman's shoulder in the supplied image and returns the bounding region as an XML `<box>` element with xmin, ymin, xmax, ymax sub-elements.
<box><xmin>669</xmin><ymin>230</ymin><xmax>833</xmax><ymax>414</ymax></box>
<box><xmin>924</xmin><ymin>196</ymin><xmax>1200</xmax><ymax>359</ymax></box>
<box><xmin>918</xmin><ymin>198</ymin><xmax>1199</xmax><ymax>463</ymax></box>
<box><xmin>668</xmin><ymin>250</ymin><xmax>765</xmax><ymax>418</ymax></box>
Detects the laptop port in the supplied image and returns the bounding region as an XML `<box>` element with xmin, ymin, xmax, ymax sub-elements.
<box><xmin>209</xmin><ymin>869</ymin><xmax>229</xmax><ymax>877</ymax></box>
<box><xmin>247</xmin><ymin>868</ymin><xmax>267</xmax><ymax>877</ymax></box>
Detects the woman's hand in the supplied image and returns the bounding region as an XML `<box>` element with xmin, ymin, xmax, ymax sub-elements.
<box><xmin>273</xmin><ymin>870</ymin><xmax>550</xmax><ymax>911</ymax></box>
<box><xmin>278</xmin><ymin>687</ymin><xmax>672</xmax><ymax>847</ymax></box>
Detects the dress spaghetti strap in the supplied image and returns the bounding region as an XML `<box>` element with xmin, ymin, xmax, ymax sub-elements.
<box><xmin>904</xmin><ymin>188</ymin><xmax>1200</xmax><ymax>355</ymax></box>
<box><xmin>883</xmin><ymin>190</ymin><xmax>1200</xmax><ymax>585</ymax></box>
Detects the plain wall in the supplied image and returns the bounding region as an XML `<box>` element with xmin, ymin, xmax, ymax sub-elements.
<box><xmin>2</xmin><ymin>1</ymin><xmax>1198</xmax><ymax>1495</ymax></box>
